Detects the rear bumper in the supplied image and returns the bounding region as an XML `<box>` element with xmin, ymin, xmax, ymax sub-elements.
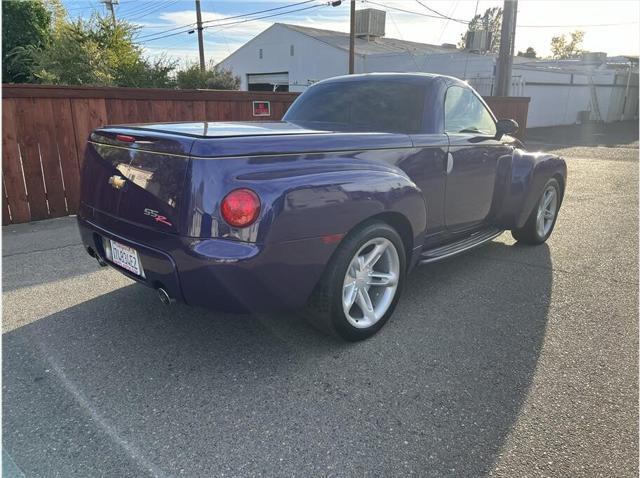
<box><xmin>77</xmin><ymin>209</ymin><xmax>338</xmax><ymax>313</ymax></box>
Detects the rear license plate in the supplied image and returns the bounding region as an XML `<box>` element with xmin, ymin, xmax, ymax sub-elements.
<box><xmin>108</xmin><ymin>239</ymin><xmax>143</xmax><ymax>277</ymax></box>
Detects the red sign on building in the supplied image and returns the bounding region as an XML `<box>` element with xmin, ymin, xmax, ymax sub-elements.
<box><xmin>252</xmin><ymin>101</ymin><xmax>271</xmax><ymax>117</ymax></box>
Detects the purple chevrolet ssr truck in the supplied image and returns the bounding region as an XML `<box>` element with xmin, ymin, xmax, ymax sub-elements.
<box><xmin>78</xmin><ymin>73</ymin><xmax>566</xmax><ymax>341</ymax></box>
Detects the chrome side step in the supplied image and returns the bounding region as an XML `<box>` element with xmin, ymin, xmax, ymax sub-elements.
<box><xmin>418</xmin><ymin>228</ymin><xmax>504</xmax><ymax>265</ymax></box>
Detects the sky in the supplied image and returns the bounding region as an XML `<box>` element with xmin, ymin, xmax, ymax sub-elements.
<box><xmin>62</xmin><ymin>0</ymin><xmax>640</xmax><ymax>66</ymax></box>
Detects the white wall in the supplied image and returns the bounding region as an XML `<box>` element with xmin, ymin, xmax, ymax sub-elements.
<box><xmin>515</xmin><ymin>67</ymin><xmax>639</xmax><ymax>127</ymax></box>
<box><xmin>218</xmin><ymin>25</ymin><xmax>494</xmax><ymax>91</ymax></box>
<box><xmin>363</xmin><ymin>51</ymin><xmax>495</xmax><ymax>79</ymax></box>
<box><xmin>608</xmin><ymin>71</ymin><xmax>639</xmax><ymax>122</ymax></box>
<box><xmin>218</xmin><ymin>24</ymin><xmax>355</xmax><ymax>92</ymax></box>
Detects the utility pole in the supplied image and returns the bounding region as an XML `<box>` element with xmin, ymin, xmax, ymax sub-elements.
<box><xmin>101</xmin><ymin>0</ymin><xmax>117</xmax><ymax>26</ymax></box>
<box><xmin>195</xmin><ymin>0</ymin><xmax>206</xmax><ymax>71</ymax></box>
<box><xmin>495</xmin><ymin>0</ymin><xmax>518</xmax><ymax>96</ymax></box>
<box><xmin>348</xmin><ymin>0</ymin><xmax>355</xmax><ymax>74</ymax></box>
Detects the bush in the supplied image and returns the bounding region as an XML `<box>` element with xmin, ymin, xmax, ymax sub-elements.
<box><xmin>176</xmin><ymin>61</ymin><xmax>240</xmax><ymax>90</ymax></box>
<box><xmin>5</xmin><ymin>5</ymin><xmax>176</xmax><ymax>88</ymax></box>
<box><xmin>28</xmin><ymin>15</ymin><xmax>177</xmax><ymax>87</ymax></box>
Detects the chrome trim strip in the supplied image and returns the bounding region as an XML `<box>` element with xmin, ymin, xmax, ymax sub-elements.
<box><xmin>190</xmin><ymin>146</ymin><xmax>422</xmax><ymax>160</ymax></box>
<box><xmin>418</xmin><ymin>230</ymin><xmax>504</xmax><ymax>265</ymax></box>
<box><xmin>88</xmin><ymin>141</ymin><xmax>446</xmax><ymax>160</ymax></box>
<box><xmin>88</xmin><ymin>141</ymin><xmax>191</xmax><ymax>158</ymax></box>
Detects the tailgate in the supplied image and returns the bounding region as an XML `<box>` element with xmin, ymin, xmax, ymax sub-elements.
<box><xmin>81</xmin><ymin>129</ymin><xmax>194</xmax><ymax>234</ymax></box>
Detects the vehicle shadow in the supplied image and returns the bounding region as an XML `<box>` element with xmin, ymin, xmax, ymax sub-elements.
<box><xmin>3</xmin><ymin>239</ymin><xmax>553</xmax><ymax>477</ymax></box>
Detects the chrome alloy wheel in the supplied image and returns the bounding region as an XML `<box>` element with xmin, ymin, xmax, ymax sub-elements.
<box><xmin>536</xmin><ymin>184</ymin><xmax>558</xmax><ymax>237</ymax></box>
<box><xmin>342</xmin><ymin>237</ymin><xmax>400</xmax><ymax>329</ymax></box>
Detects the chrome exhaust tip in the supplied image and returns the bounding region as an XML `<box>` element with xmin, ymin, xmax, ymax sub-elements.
<box><xmin>157</xmin><ymin>288</ymin><xmax>174</xmax><ymax>306</ymax></box>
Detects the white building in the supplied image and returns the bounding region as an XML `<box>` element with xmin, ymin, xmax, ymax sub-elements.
<box><xmin>507</xmin><ymin>55</ymin><xmax>639</xmax><ymax>127</ymax></box>
<box><xmin>217</xmin><ymin>17</ymin><xmax>494</xmax><ymax>93</ymax></box>
<box><xmin>218</xmin><ymin>11</ymin><xmax>638</xmax><ymax>128</ymax></box>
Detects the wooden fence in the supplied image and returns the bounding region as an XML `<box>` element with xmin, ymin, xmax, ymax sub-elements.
<box><xmin>2</xmin><ymin>84</ymin><xmax>529</xmax><ymax>225</ymax></box>
<box><xmin>485</xmin><ymin>96</ymin><xmax>530</xmax><ymax>133</ymax></box>
<box><xmin>2</xmin><ymin>85</ymin><xmax>298</xmax><ymax>225</ymax></box>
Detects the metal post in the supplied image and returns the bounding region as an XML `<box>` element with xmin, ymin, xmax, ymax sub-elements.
<box><xmin>195</xmin><ymin>0</ymin><xmax>206</xmax><ymax>71</ymax></box>
<box><xmin>621</xmin><ymin>63</ymin><xmax>632</xmax><ymax>121</ymax></box>
<box><xmin>348</xmin><ymin>0</ymin><xmax>355</xmax><ymax>74</ymax></box>
<box><xmin>495</xmin><ymin>0</ymin><xmax>517</xmax><ymax>96</ymax></box>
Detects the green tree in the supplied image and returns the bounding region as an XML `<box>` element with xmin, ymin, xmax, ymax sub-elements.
<box><xmin>517</xmin><ymin>47</ymin><xmax>538</xmax><ymax>59</ymax></box>
<box><xmin>550</xmin><ymin>30</ymin><xmax>585</xmax><ymax>59</ymax></box>
<box><xmin>118</xmin><ymin>55</ymin><xmax>177</xmax><ymax>89</ymax></box>
<box><xmin>2</xmin><ymin>0</ymin><xmax>53</xmax><ymax>82</ymax></box>
<box><xmin>176</xmin><ymin>61</ymin><xmax>240</xmax><ymax>90</ymax></box>
<box><xmin>28</xmin><ymin>14</ymin><xmax>175</xmax><ymax>87</ymax></box>
<box><xmin>459</xmin><ymin>7</ymin><xmax>502</xmax><ymax>53</ymax></box>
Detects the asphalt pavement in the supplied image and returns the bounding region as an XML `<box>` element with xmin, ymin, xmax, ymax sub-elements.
<box><xmin>2</xmin><ymin>130</ymin><xmax>638</xmax><ymax>477</ymax></box>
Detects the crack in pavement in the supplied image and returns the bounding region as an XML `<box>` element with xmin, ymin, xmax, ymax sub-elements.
<box><xmin>2</xmin><ymin>242</ymin><xmax>84</xmax><ymax>258</ymax></box>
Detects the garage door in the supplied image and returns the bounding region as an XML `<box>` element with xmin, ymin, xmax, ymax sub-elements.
<box><xmin>247</xmin><ymin>72</ymin><xmax>289</xmax><ymax>92</ymax></box>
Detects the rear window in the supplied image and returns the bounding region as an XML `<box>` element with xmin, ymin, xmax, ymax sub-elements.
<box><xmin>284</xmin><ymin>80</ymin><xmax>425</xmax><ymax>134</ymax></box>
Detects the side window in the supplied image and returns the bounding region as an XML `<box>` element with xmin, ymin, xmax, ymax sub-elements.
<box><xmin>444</xmin><ymin>86</ymin><xmax>496</xmax><ymax>136</ymax></box>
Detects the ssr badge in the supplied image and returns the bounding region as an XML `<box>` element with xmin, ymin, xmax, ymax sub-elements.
<box><xmin>144</xmin><ymin>208</ymin><xmax>172</xmax><ymax>227</ymax></box>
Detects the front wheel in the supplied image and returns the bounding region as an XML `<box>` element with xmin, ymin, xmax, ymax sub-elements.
<box><xmin>512</xmin><ymin>178</ymin><xmax>562</xmax><ymax>245</ymax></box>
<box><xmin>306</xmin><ymin>222</ymin><xmax>406</xmax><ymax>341</ymax></box>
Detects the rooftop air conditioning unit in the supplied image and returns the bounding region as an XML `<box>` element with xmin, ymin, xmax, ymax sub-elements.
<box><xmin>466</xmin><ymin>30</ymin><xmax>491</xmax><ymax>51</ymax></box>
<box><xmin>355</xmin><ymin>9</ymin><xmax>386</xmax><ymax>40</ymax></box>
<box><xmin>581</xmin><ymin>51</ymin><xmax>607</xmax><ymax>64</ymax></box>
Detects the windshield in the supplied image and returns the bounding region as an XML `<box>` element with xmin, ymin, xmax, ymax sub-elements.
<box><xmin>284</xmin><ymin>79</ymin><xmax>426</xmax><ymax>134</ymax></box>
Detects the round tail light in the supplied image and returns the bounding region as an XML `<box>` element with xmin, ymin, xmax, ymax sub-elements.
<box><xmin>220</xmin><ymin>189</ymin><xmax>261</xmax><ymax>228</ymax></box>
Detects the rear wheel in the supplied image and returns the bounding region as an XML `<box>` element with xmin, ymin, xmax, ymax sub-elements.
<box><xmin>512</xmin><ymin>178</ymin><xmax>562</xmax><ymax>245</ymax></box>
<box><xmin>306</xmin><ymin>222</ymin><xmax>406</xmax><ymax>341</ymax></box>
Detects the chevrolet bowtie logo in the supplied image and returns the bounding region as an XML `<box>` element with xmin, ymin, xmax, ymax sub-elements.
<box><xmin>108</xmin><ymin>175</ymin><xmax>126</xmax><ymax>190</ymax></box>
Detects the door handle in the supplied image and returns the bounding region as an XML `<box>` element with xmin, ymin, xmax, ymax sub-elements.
<box><xmin>446</xmin><ymin>153</ymin><xmax>454</xmax><ymax>174</ymax></box>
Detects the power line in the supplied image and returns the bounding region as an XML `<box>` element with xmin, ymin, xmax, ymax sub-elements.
<box><xmin>117</xmin><ymin>1</ymin><xmax>158</xmax><ymax>16</ymax></box>
<box><xmin>134</xmin><ymin>22</ymin><xmax>197</xmax><ymax>38</ymax></box>
<box><xmin>135</xmin><ymin>0</ymin><xmax>319</xmax><ymax>40</ymax></box>
<box><xmin>137</xmin><ymin>3</ymin><xmax>326</xmax><ymax>44</ymax></box>
<box><xmin>132</xmin><ymin>24</ymin><xmax>190</xmax><ymax>29</ymax></box>
<box><xmin>365</xmin><ymin>0</ymin><xmax>469</xmax><ymax>24</ymax></box>
<box><xmin>436</xmin><ymin>0</ymin><xmax>459</xmax><ymax>44</ymax></box>
<box><xmin>366</xmin><ymin>0</ymin><xmax>637</xmax><ymax>29</ymax></box>
<box><xmin>136</xmin><ymin>27</ymin><xmax>195</xmax><ymax>43</ymax></box>
<box><xmin>201</xmin><ymin>0</ymin><xmax>317</xmax><ymax>26</ymax></box>
<box><xmin>414</xmin><ymin>0</ymin><xmax>468</xmax><ymax>24</ymax></box>
<box><xmin>127</xmin><ymin>0</ymin><xmax>179</xmax><ymax>20</ymax></box>
<box><xmin>203</xmin><ymin>3</ymin><xmax>324</xmax><ymax>31</ymax></box>
<box><xmin>119</xmin><ymin>1</ymin><xmax>164</xmax><ymax>16</ymax></box>
<box><xmin>386</xmin><ymin>11</ymin><xmax>421</xmax><ymax>70</ymax></box>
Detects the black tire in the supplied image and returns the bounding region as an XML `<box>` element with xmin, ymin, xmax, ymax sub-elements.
<box><xmin>512</xmin><ymin>178</ymin><xmax>562</xmax><ymax>245</ymax></box>
<box><xmin>306</xmin><ymin>221</ymin><xmax>407</xmax><ymax>341</ymax></box>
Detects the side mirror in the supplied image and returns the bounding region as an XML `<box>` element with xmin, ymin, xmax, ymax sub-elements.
<box><xmin>496</xmin><ymin>119</ymin><xmax>519</xmax><ymax>138</ymax></box>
